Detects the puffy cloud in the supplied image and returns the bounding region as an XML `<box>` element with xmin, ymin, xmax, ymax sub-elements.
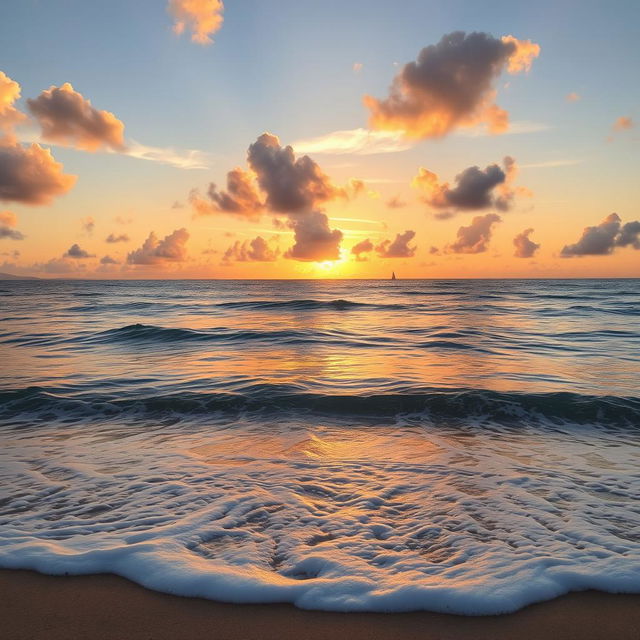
<box><xmin>284</xmin><ymin>211</ymin><xmax>343</xmax><ymax>262</ymax></box>
<box><xmin>617</xmin><ymin>221</ymin><xmax>640</xmax><ymax>249</ymax></box>
<box><xmin>513</xmin><ymin>228</ymin><xmax>540</xmax><ymax>258</ymax></box>
<box><xmin>353</xmin><ymin>63</ymin><xmax>363</xmax><ymax>73</ymax></box>
<box><xmin>0</xmin><ymin>209</ymin><xmax>24</xmax><ymax>240</ymax></box>
<box><xmin>386</xmin><ymin>195</ymin><xmax>406</xmax><ymax>209</ymax></box>
<box><xmin>561</xmin><ymin>213</ymin><xmax>640</xmax><ymax>257</ymax></box>
<box><xmin>191</xmin><ymin>168</ymin><xmax>263</xmax><ymax>219</ymax></box>
<box><xmin>0</xmin><ymin>71</ymin><xmax>25</xmax><ymax>134</ymax></box>
<box><xmin>447</xmin><ymin>213</ymin><xmax>501</xmax><ymax>254</ymax></box>
<box><xmin>0</xmin><ymin>210</ymin><xmax>17</xmax><ymax>227</ymax></box>
<box><xmin>192</xmin><ymin>133</ymin><xmax>345</xmax><ymax>262</ymax></box>
<box><xmin>376</xmin><ymin>230</ymin><xmax>417</xmax><ymax>258</ymax></box>
<box><xmin>223</xmin><ymin>236</ymin><xmax>279</xmax><ymax>263</ymax></box>
<box><xmin>364</xmin><ymin>31</ymin><xmax>539</xmax><ymax>139</ymax></box>
<box><xmin>27</xmin><ymin>83</ymin><xmax>126</xmax><ymax>152</ymax></box>
<box><xmin>100</xmin><ymin>255</ymin><xmax>118</xmax><ymax>265</ymax></box>
<box><xmin>0</xmin><ymin>140</ymin><xmax>77</xmax><ymax>205</ymax></box>
<box><xmin>82</xmin><ymin>216</ymin><xmax>95</xmax><ymax>234</ymax></box>
<box><xmin>613</xmin><ymin>116</ymin><xmax>633</xmax><ymax>131</ymax></box>
<box><xmin>35</xmin><ymin>257</ymin><xmax>86</xmax><ymax>274</ymax></box>
<box><xmin>0</xmin><ymin>228</ymin><xmax>24</xmax><ymax>240</ymax></box>
<box><xmin>413</xmin><ymin>156</ymin><xmax>528</xmax><ymax>215</ymax></box>
<box><xmin>501</xmin><ymin>35</ymin><xmax>540</xmax><ymax>73</ymax></box>
<box><xmin>565</xmin><ymin>92</ymin><xmax>581</xmax><ymax>102</ymax></box>
<box><xmin>168</xmin><ymin>0</ymin><xmax>224</xmax><ymax>45</ymax></box>
<box><xmin>351</xmin><ymin>238</ymin><xmax>374</xmax><ymax>261</ymax></box>
<box><xmin>106</xmin><ymin>233</ymin><xmax>130</xmax><ymax>243</ymax></box>
<box><xmin>127</xmin><ymin>228</ymin><xmax>189</xmax><ymax>265</ymax></box>
<box><xmin>247</xmin><ymin>133</ymin><xmax>341</xmax><ymax>214</ymax></box>
<box><xmin>65</xmin><ymin>243</ymin><xmax>94</xmax><ymax>259</ymax></box>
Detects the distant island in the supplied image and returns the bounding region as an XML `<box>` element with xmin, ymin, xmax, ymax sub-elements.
<box><xmin>0</xmin><ymin>272</ymin><xmax>40</xmax><ymax>280</ymax></box>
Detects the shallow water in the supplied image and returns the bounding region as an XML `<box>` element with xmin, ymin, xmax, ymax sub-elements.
<box><xmin>1</xmin><ymin>279</ymin><xmax>639</xmax><ymax>613</ymax></box>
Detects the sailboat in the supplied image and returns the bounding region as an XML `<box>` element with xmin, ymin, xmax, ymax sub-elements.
<box><xmin>391</xmin><ymin>271</ymin><xmax>396</xmax><ymax>280</ymax></box>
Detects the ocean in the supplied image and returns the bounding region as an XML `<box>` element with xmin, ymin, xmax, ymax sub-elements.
<box><xmin>0</xmin><ymin>278</ymin><xmax>639</xmax><ymax>614</ymax></box>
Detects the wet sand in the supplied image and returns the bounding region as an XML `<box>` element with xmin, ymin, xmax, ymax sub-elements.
<box><xmin>2</xmin><ymin>569</ymin><xmax>640</xmax><ymax>640</ymax></box>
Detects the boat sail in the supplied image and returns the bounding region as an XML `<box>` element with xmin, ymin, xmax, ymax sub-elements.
<box><xmin>391</xmin><ymin>271</ymin><xmax>396</xmax><ymax>280</ymax></box>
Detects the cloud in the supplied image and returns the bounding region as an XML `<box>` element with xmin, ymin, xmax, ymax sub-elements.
<box><xmin>447</xmin><ymin>213</ymin><xmax>501</xmax><ymax>254</ymax></box>
<box><xmin>0</xmin><ymin>71</ymin><xmax>26</xmax><ymax>134</ymax></box>
<box><xmin>386</xmin><ymin>195</ymin><xmax>406</xmax><ymax>209</ymax></box>
<box><xmin>34</xmin><ymin>257</ymin><xmax>87</xmax><ymax>274</ymax></box>
<box><xmin>413</xmin><ymin>156</ymin><xmax>528</xmax><ymax>215</ymax></box>
<box><xmin>64</xmin><ymin>243</ymin><xmax>94</xmax><ymax>259</ymax></box>
<box><xmin>106</xmin><ymin>233</ymin><xmax>130</xmax><ymax>243</ymax></box>
<box><xmin>565</xmin><ymin>92</ymin><xmax>581</xmax><ymax>103</ymax></box>
<box><xmin>192</xmin><ymin>134</ymin><xmax>345</xmax><ymax>261</ymax></box>
<box><xmin>125</xmin><ymin>141</ymin><xmax>210</xmax><ymax>170</ymax></box>
<box><xmin>501</xmin><ymin>35</ymin><xmax>540</xmax><ymax>73</ymax></box>
<box><xmin>284</xmin><ymin>211</ymin><xmax>343</xmax><ymax>262</ymax></box>
<box><xmin>247</xmin><ymin>133</ymin><xmax>341</xmax><ymax>213</ymax></box>
<box><xmin>127</xmin><ymin>228</ymin><xmax>189</xmax><ymax>265</ymax></box>
<box><xmin>223</xmin><ymin>236</ymin><xmax>279</xmax><ymax>263</ymax></box>
<box><xmin>560</xmin><ymin>213</ymin><xmax>640</xmax><ymax>257</ymax></box>
<box><xmin>168</xmin><ymin>0</ymin><xmax>224</xmax><ymax>45</ymax></box>
<box><xmin>0</xmin><ymin>140</ymin><xmax>77</xmax><ymax>205</ymax></box>
<box><xmin>0</xmin><ymin>223</ymin><xmax>24</xmax><ymax>240</ymax></box>
<box><xmin>351</xmin><ymin>238</ymin><xmax>374</xmax><ymax>261</ymax></box>
<box><xmin>617</xmin><ymin>221</ymin><xmax>640</xmax><ymax>249</ymax></box>
<box><xmin>82</xmin><ymin>216</ymin><xmax>95</xmax><ymax>235</ymax></box>
<box><xmin>0</xmin><ymin>210</ymin><xmax>17</xmax><ymax>227</ymax></box>
<box><xmin>364</xmin><ymin>31</ymin><xmax>540</xmax><ymax>139</ymax></box>
<box><xmin>353</xmin><ymin>63</ymin><xmax>363</xmax><ymax>73</ymax></box>
<box><xmin>513</xmin><ymin>228</ymin><xmax>540</xmax><ymax>258</ymax></box>
<box><xmin>612</xmin><ymin>116</ymin><xmax>633</xmax><ymax>132</ymax></box>
<box><xmin>376</xmin><ymin>230</ymin><xmax>417</xmax><ymax>258</ymax></box>
<box><xmin>191</xmin><ymin>168</ymin><xmax>263</xmax><ymax>219</ymax></box>
<box><xmin>292</xmin><ymin>128</ymin><xmax>412</xmax><ymax>155</ymax></box>
<box><xmin>100</xmin><ymin>255</ymin><xmax>118</xmax><ymax>265</ymax></box>
<box><xmin>27</xmin><ymin>83</ymin><xmax>126</xmax><ymax>152</ymax></box>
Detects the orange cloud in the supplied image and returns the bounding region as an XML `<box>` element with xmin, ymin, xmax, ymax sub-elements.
<box><xmin>27</xmin><ymin>83</ymin><xmax>126</xmax><ymax>152</ymax></box>
<box><xmin>364</xmin><ymin>31</ymin><xmax>540</xmax><ymax>139</ymax></box>
<box><xmin>0</xmin><ymin>209</ymin><xmax>23</xmax><ymax>240</ymax></box>
<box><xmin>127</xmin><ymin>228</ymin><xmax>190</xmax><ymax>265</ymax></box>
<box><xmin>565</xmin><ymin>92</ymin><xmax>581</xmax><ymax>102</ymax></box>
<box><xmin>0</xmin><ymin>71</ymin><xmax>25</xmax><ymax>134</ymax></box>
<box><xmin>191</xmin><ymin>168</ymin><xmax>263</xmax><ymax>220</ymax></box>
<box><xmin>613</xmin><ymin>116</ymin><xmax>633</xmax><ymax>131</ymax></box>
<box><xmin>168</xmin><ymin>0</ymin><xmax>224</xmax><ymax>45</ymax></box>
<box><xmin>0</xmin><ymin>140</ymin><xmax>77</xmax><ymax>205</ymax></box>
<box><xmin>223</xmin><ymin>236</ymin><xmax>279</xmax><ymax>263</ymax></box>
<box><xmin>500</xmin><ymin>35</ymin><xmax>541</xmax><ymax>73</ymax></box>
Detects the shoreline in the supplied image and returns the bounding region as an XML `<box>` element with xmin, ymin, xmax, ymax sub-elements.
<box><xmin>2</xmin><ymin>569</ymin><xmax>640</xmax><ymax>640</ymax></box>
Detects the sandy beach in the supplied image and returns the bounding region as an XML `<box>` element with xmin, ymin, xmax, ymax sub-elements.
<box><xmin>2</xmin><ymin>569</ymin><xmax>639</xmax><ymax>640</ymax></box>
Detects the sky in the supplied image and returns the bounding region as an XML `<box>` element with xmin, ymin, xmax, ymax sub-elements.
<box><xmin>0</xmin><ymin>0</ymin><xmax>638</xmax><ymax>279</ymax></box>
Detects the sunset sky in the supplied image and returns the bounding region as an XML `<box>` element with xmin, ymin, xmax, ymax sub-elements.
<box><xmin>0</xmin><ymin>0</ymin><xmax>638</xmax><ymax>278</ymax></box>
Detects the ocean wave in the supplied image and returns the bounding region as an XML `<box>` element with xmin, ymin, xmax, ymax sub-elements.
<box><xmin>1</xmin><ymin>385</ymin><xmax>638</xmax><ymax>426</ymax></box>
<box><xmin>216</xmin><ymin>298</ymin><xmax>406</xmax><ymax>311</ymax></box>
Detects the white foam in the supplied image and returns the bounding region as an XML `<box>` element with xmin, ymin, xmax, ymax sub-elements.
<box><xmin>1</xmin><ymin>417</ymin><xmax>639</xmax><ymax>614</ymax></box>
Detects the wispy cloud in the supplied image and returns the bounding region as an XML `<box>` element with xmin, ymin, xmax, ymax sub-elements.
<box><xmin>292</xmin><ymin>128</ymin><xmax>412</xmax><ymax>155</ymax></box>
<box><xmin>125</xmin><ymin>141</ymin><xmax>210</xmax><ymax>170</ymax></box>
<box><xmin>19</xmin><ymin>129</ymin><xmax>209</xmax><ymax>170</ymax></box>
<box><xmin>520</xmin><ymin>159</ymin><xmax>583</xmax><ymax>169</ymax></box>
<box><xmin>293</xmin><ymin>120</ymin><xmax>548</xmax><ymax>157</ymax></box>
<box><xmin>456</xmin><ymin>120</ymin><xmax>550</xmax><ymax>138</ymax></box>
